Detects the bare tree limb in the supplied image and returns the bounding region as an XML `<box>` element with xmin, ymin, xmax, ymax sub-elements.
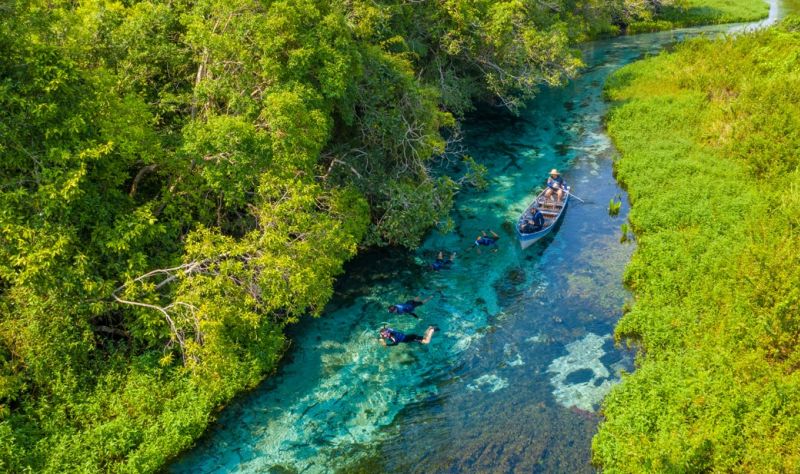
<box><xmin>129</xmin><ymin>164</ymin><xmax>158</xmax><ymax>197</ymax></box>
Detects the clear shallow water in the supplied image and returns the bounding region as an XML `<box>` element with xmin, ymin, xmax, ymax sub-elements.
<box><xmin>173</xmin><ymin>4</ymin><xmax>789</xmax><ymax>473</ymax></box>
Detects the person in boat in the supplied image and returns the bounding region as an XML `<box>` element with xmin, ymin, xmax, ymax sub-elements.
<box><xmin>388</xmin><ymin>295</ymin><xmax>433</xmax><ymax>319</ymax></box>
<box><xmin>544</xmin><ymin>169</ymin><xmax>567</xmax><ymax>202</ymax></box>
<box><xmin>474</xmin><ymin>230</ymin><xmax>500</xmax><ymax>253</ymax></box>
<box><xmin>379</xmin><ymin>326</ymin><xmax>436</xmax><ymax>346</ymax></box>
<box><xmin>520</xmin><ymin>207</ymin><xmax>545</xmax><ymax>233</ymax></box>
<box><xmin>431</xmin><ymin>251</ymin><xmax>456</xmax><ymax>271</ymax></box>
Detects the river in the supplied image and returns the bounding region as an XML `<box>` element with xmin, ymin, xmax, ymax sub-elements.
<box><xmin>173</xmin><ymin>2</ymin><xmax>793</xmax><ymax>472</ymax></box>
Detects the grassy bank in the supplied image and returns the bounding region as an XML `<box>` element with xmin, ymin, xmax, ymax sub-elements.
<box><xmin>594</xmin><ymin>17</ymin><xmax>800</xmax><ymax>471</ymax></box>
<box><xmin>628</xmin><ymin>0</ymin><xmax>770</xmax><ymax>34</ymax></box>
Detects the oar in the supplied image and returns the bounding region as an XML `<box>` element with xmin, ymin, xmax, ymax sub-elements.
<box><xmin>565</xmin><ymin>190</ymin><xmax>585</xmax><ymax>203</ymax></box>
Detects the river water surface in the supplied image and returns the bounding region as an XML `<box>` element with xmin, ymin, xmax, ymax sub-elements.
<box><xmin>173</xmin><ymin>3</ymin><xmax>791</xmax><ymax>473</ymax></box>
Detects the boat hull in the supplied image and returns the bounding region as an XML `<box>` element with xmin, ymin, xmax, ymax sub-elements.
<box><xmin>516</xmin><ymin>187</ymin><xmax>569</xmax><ymax>249</ymax></box>
<box><xmin>518</xmin><ymin>227</ymin><xmax>552</xmax><ymax>249</ymax></box>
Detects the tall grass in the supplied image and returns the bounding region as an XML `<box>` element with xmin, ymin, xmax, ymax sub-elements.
<box><xmin>593</xmin><ymin>17</ymin><xmax>800</xmax><ymax>471</ymax></box>
<box><xmin>629</xmin><ymin>0</ymin><xmax>770</xmax><ymax>33</ymax></box>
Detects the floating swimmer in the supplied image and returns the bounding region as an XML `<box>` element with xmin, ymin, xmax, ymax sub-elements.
<box><xmin>388</xmin><ymin>295</ymin><xmax>433</xmax><ymax>319</ymax></box>
<box><xmin>431</xmin><ymin>251</ymin><xmax>456</xmax><ymax>271</ymax></box>
<box><xmin>473</xmin><ymin>230</ymin><xmax>500</xmax><ymax>253</ymax></box>
<box><xmin>379</xmin><ymin>326</ymin><xmax>436</xmax><ymax>346</ymax></box>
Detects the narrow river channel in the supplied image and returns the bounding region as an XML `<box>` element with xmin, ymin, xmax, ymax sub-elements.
<box><xmin>173</xmin><ymin>2</ymin><xmax>792</xmax><ymax>472</ymax></box>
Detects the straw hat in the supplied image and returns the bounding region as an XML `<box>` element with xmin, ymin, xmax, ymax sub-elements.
<box><xmin>549</xmin><ymin>169</ymin><xmax>560</xmax><ymax>175</ymax></box>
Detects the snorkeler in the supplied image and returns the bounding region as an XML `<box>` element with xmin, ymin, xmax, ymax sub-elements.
<box><xmin>388</xmin><ymin>295</ymin><xmax>433</xmax><ymax>319</ymax></box>
<box><xmin>431</xmin><ymin>251</ymin><xmax>456</xmax><ymax>271</ymax></box>
<box><xmin>473</xmin><ymin>230</ymin><xmax>500</xmax><ymax>253</ymax></box>
<box><xmin>379</xmin><ymin>326</ymin><xmax>436</xmax><ymax>346</ymax></box>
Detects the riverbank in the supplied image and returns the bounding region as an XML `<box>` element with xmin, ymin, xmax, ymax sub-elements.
<box><xmin>594</xmin><ymin>16</ymin><xmax>800</xmax><ymax>471</ymax></box>
<box><xmin>626</xmin><ymin>0</ymin><xmax>769</xmax><ymax>33</ymax></box>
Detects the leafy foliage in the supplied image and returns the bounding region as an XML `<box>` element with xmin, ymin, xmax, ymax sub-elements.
<box><xmin>594</xmin><ymin>18</ymin><xmax>800</xmax><ymax>471</ymax></box>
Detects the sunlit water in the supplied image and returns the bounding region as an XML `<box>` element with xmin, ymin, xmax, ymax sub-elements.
<box><xmin>173</xmin><ymin>3</ymin><xmax>790</xmax><ymax>473</ymax></box>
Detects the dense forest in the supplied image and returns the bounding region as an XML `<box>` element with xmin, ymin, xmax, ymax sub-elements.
<box><xmin>595</xmin><ymin>16</ymin><xmax>800</xmax><ymax>471</ymax></box>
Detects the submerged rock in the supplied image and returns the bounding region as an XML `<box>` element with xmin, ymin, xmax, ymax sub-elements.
<box><xmin>467</xmin><ymin>373</ymin><xmax>509</xmax><ymax>393</ymax></box>
<box><xmin>547</xmin><ymin>332</ymin><xmax>618</xmax><ymax>411</ymax></box>
<box><xmin>503</xmin><ymin>343</ymin><xmax>526</xmax><ymax>367</ymax></box>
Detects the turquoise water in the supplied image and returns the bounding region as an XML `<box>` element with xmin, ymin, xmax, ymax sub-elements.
<box><xmin>173</xmin><ymin>5</ymin><xmax>787</xmax><ymax>473</ymax></box>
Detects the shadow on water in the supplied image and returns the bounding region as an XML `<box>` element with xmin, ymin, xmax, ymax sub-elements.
<box><xmin>172</xmin><ymin>2</ymin><xmax>794</xmax><ymax>473</ymax></box>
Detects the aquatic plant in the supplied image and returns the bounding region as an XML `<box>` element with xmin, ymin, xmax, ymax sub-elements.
<box><xmin>619</xmin><ymin>222</ymin><xmax>630</xmax><ymax>242</ymax></box>
<box><xmin>608</xmin><ymin>197</ymin><xmax>623</xmax><ymax>216</ymax></box>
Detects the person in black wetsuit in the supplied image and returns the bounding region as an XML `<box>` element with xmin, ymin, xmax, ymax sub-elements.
<box><xmin>520</xmin><ymin>207</ymin><xmax>545</xmax><ymax>233</ymax></box>
<box><xmin>379</xmin><ymin>326</ymin><xmax>436</xmax><ymax>346</ymax></box>
<box><xmin>388</xmin><ymin>295</ymin><xmax>433</xmax><ymax>319</ymax></box>
<box><xmin>473</xmin><ymin>230</ymin><xmax>500</xmax><ymax>254</ymax></box>
<box><xmin>431</xmin><ymin>251</ymin><xmax>456</xmax><ymax>271</ymax></box>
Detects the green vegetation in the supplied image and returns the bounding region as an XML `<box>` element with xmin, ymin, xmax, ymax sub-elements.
<box><xmin>0</xmin><ymin>0</ymin><xmax>777</xmax><ymax>471</ymax></box>
<box><xmin>1</xmin><ymin>0</ymin><xmax>735</xmax><ymax>471</ymax></box>
<box><xmin>595</xmin><ymin>17</ymin><xmax>800</xmax><ymax>471</ymax></box>
<box><xmin>626</xmin><ymin>0</ymin><xmax>770</xmax><ymax>34</ymax></box>
<box><xmin>608</xmin><ymin>196</ymin><xmax>623</xmax><ymax>216</ymax></box>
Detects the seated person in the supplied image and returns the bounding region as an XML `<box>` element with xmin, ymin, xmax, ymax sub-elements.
<box><xmin>388</xmin><ymin>295</ymin><xmax>433</xmax><ymax>319</ymax></box>
<box><xmin>379</xmin><ymin>326</ymin><xmax>436</xmax><ymax>346</ymax></box>
<box><xmin>431</xmin><ymin>251</ymin><xmax>456</xmax><ymax>271</ymax></box>
<box><xmin>520</xmin><ymin>207</ymin><xmax>545</xmax><ymax>233</ymax></box>
<box><xmin>474</xmin><ymin>230</ymin><xmax>500</xmax><ymax>254</ymax></box>
<box><xmin>543</xmin><ymin>169</ymin><xmax>567</xmax><ymax>202</ymax></box>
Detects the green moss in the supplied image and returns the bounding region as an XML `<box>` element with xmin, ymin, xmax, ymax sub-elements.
<box><xmin>594</xmin><ymin>17</ymin><xmax>800</xmax><ymax>472</ymax></box>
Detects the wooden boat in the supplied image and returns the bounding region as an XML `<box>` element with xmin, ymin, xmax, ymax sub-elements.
<box><xmin>516</xmin><ymin>187</ymin><xmax>570</xmax><ymax>249</ymax></box>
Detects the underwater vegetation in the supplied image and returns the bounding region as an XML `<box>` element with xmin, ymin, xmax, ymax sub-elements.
<box><xmin>595</xmin><ymin>17</ymin><xmax>800</xmax><ymax>472</ymax></box>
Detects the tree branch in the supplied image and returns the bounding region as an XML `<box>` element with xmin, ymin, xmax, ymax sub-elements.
<box><xmin>129</xmin><ymin>164</ymin><xmax>158</xmax><ymax>197</ymax></box>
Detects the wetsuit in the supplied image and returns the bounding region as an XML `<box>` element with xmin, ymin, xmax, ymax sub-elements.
<box><xmin>392</xmin><ymin>300</ymin><xmax>423</xmax><ymax>318</ymax></box>
<box><xmin>431</xmin><ymin>258</ymin><xmax>452</xmax><ymax>271</ymax></box>
<box><xmin>475</xmin><ymin>236</ymin><xmax>499</xmax><ymax>247</ymax></box>
<box><xmin>532</xmin><ymin>209</ymin><xmax>545</xmax><ymax>228</ymax></box>
<box><xmin>521</xmin><ymin>209</ymin><xmax>545</xmax><ymax>233</ymax></box>
<box><xmin>381</xmin><ymin>328</ymin><xmax>424</xmax><ymax>346</ymax></box>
